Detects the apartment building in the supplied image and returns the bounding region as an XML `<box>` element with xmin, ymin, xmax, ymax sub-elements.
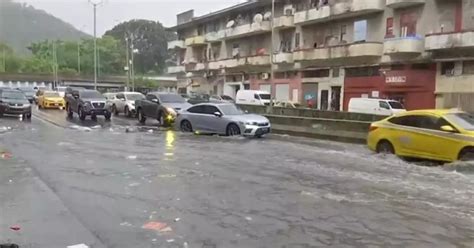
<box><xmin>167</xmin><ymin>0</ymin><xmax>473</xmax><ymax>111</ymax></box>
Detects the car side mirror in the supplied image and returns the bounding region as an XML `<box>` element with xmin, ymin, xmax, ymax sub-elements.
<box><xmin>73</xmin><ymin>94</ymin><xmax>79</xmax><ymax>99</ymax></box>
<box><xmin>214</xmin><ymin>111</ymin><xmax>222</xmax><ymax>117</ymax></box>
<box><xmin>244</xmin><ymin>110</ymin><xmax>248</xmax><ymax>114</ymax></box>
<box><xmin>151</xmin><ymin>99</ymin><xmax>159</xmax><ymax>104</ymax></box>
<box><xmin>441</xmin><ymin>125</ymin><xmax>456</xmax><ymax>133</ymax></box>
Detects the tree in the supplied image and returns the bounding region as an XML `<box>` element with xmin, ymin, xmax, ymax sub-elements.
<box><xmin>105</xmin><ymin>19</ymin><xmax>176</xmax><ymax>75</ymax></box>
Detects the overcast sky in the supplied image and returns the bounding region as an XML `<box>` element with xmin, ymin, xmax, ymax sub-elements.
<box><xmin>16</xmin><ymin>0</ymin><xmax>246</xmax><ymax>35</ymax></box>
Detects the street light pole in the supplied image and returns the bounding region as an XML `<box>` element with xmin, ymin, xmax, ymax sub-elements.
<box><xmin>89</xmin><ymin>0</ymin><xmax>102</xmax><ymax>90</ymax></box>
<box><xmin>125</xmin><ymin>36</ymin><xmax>130</xmax><ymax>91</ymax></box>
<box><xmin>268</xmin><ymin>0</ymin><xmax>275</xmax><ymax>113</ymax></box>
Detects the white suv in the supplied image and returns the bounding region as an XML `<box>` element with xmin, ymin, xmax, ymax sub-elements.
<box><xmin>110</xmin><ymin>92</ymin><xmax>145</xmax><ymax>117</ymax></box>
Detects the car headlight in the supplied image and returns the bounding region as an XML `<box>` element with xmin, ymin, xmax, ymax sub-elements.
<box><xmin>166</xmin><ymin>107</ymin><xmax>177</xmax><ymax>116</ymax></box>
<box><xmin>24</xmin><ymin>103</ymin><xmax>31</xmax><ymax>108</ymax></box>
<box><xmin>84</xmin><ymin>101</ymin><xmax>92</xmax><ymax>107</ymax></box>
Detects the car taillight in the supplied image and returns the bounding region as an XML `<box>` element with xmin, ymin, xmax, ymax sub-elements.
<box><xmin>369</xmin><ymin>125</ymin><xmax>378</xmax><ymax>132</ymax></box>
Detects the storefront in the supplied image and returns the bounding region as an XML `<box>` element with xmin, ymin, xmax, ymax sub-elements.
<box><xmin>250</xmin><ymin>72</ymin><xmax>302</xmax><ymax>103</ymax></box>
<box><xmin>343</xmin><ymin>64</ymin><xmax>436</xmax><ymax>111</ymax></box>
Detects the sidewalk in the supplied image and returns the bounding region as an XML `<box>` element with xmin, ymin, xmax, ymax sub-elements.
<box><xmin>0</xmin><ymin>149</ymin><xmax>105</xmax><ymax>248</ymax></box>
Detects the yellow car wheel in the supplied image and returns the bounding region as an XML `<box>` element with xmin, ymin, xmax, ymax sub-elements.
<box><xmin>376</xmin><ymin>140</ymin><xmax>395</xmax><ymax>154</ymax></box>
<box><xmin>459</xmin><ymin>147</ymin><xmax>474</xmax><ymax>161</ymax></box>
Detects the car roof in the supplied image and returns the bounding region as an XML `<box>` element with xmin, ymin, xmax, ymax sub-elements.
<box><xmin>394</xmin><ymin>109</ymin><xmax>465</xmax><ymax>117</ymax></box>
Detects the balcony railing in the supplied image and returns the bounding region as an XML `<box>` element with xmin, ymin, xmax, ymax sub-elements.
<box><xmin>274</xmin><ymin>15</ymin><xmax>295</xmax><ymax>29</ymax></box>
<box><xmin>208</xmin><ymin>55</ymin><xmax>270</xmax><ymax>69</ymax></box>
<box><xmin>167</xmin><ymin>40</ymin><xmax>185</xmax><ymax>50</ymax></box>
<box><xmin>386</xmin><ymin>0</ymin><xmax>425</xmax><ymax>8</ymax></box>
<box><xmin>205</xmin><ymin>30</ymin><xmax>226</xmax><ymax>42</ymax></box>
<box><xmin>294</xmin><ymin>0</ymin><xmax>385</xmax><ymax>25</ymax></box>
<box><xmin>167</xmin><ymin>65</ymin><xmax>185</xmax><ymax>74</ymax></box>
<box><xmin>224</xmin><ymin>21</ymin><xmax>271</xmax><ymax>40</ymax></box>
<box><xmin>294</xmin><ymin>42</ymin><xmax>383</xmax><ymax>61</ymax></box>
<box><xmin>425</xmin><ymin>30</ymin><xmax>474</xmax><ymax>50</ymax></box>
<box><xmin>185</xmin><ymin>36</ymin><xmax>206</xmax><ymax>47</ymax></box>
<box><xmin>383</xmin><ymin>37</ymin><xmax>424</xmax><ymax>54</ymax></box>
<box><xmin>274</xmin><ymin>52</ymin><xmax>294</xmax><ymax>63</ymax></box>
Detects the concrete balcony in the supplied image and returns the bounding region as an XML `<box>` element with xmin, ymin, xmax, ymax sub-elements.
<box><xmin>294</xmin><ymin>42</ymin><xmax>383</xmax><ymax>61</ymax></box>
<box><xmin>167</xmin><ymin>65</ymin><xmax>185</xmax><ymax>74</ymax></box>
<box><xmin>195</xmin><ymin>63</ymin><xmax>207</xmax><ymax>71</ymax></box>
<box><xmin>386</xmin><ymin>0</ymin><xmax>425</xmax><ymax>8</ymax></box>
<box><xmin>274</xmin><ymin>15</ymin><xmax>295</xmax><ymax>29</ymax></box>
<box><xmin>383</xmin><ymin>37</ymin><xmax>424</xmax><ymax>55</ymax></box>
<box><xmin>294</xmin><ymin>0</ymin><xmax>385</xmax><ymax>25</ymax></box>
<box><xmin>185</xmin><ymin>36</ymin><xmax>206</xmax><ymax>47</ymax></box>
<box><xmin>274</xmin><ymin>52</ymin><xmax>294</xmax><ymax>63</ymax></box>
<box><xmin>247</xmin><ymin>55</ymin><xmax>270</xmax><ymax>66</ymax></box>
<box><xmin>425</xmin><ymin>31</ymin><xmax>474</xmax><ymax>50</ymax></box>
<box><xmin>208</xmin><ymin>55</ymin><xmax>269</xmax><ymax>69</ymax></box>
<box><xmin>205</xmin><ymin>30</ymin><xmax>226</xmax><ymax>42</ymax></box>
<box><xmin>167</xmin><ymin>40</ymin><xmax>185</xmax><ymax>50</ymax></box>
<box><xmin>224</xmin><ymin>21</ymin><xmax>271</xmax><ymax>40</ymax></box>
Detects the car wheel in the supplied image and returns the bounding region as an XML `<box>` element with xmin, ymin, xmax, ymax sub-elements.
<box><xmin>226</xmin><ymin>123</ymin><xmax>241</xmax><ymax>136</ymax></box>
<box><xmin>67</xmin><ymin>105</ymin><xmax>73</xmax><ymax>118</ymax></box>
<box><xmin>78</xmin><ymin>107</ymin><xmax>86</xmax><ymax>121</ymax></box>
<box><xmin>159</xmin><ymin>112</ymin><xmax>166</xmax><ymax>126</ymax></box>
<box><xmin>124</xmin><ymin>106</ymin><xmax>131</xmax><ymax>118</ymax></box>
<box><xmin>26</xmin><ymin>113</ymin><xmax>32</xmax><ymax>119</ymax></box>
<box><xmin>104</xmin><ymin>112</ymin><xmax>112</xmax><ymax>121</ymax></box>
<box><xmin>137</xmin><ymin>109</ymin><xmax>146</xmax><ymax>124</ymax></box>
<box><xmin>180</xmin><ymin>120</ymin><xmax>193</xmax><ymax>132</ymax></box>
<box><xmin>459</xmin><ymin>147</ymin><xmax>474</xmax><ymax>161</ymax></box>
<box><xmin>91</xmin><ymin>114</ymin><xmax>97</xmax><ymax>121</ymax></box>
<box><xmin>376</xmin><ymin>140</ymin><xmax>395</xmax><ymax>154</ymax></box>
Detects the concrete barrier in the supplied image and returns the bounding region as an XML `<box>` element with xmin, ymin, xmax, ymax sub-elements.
<box><xmin>238</xmin><ymin>105</ymin><xmax>383</xmax><ymax>143</ymax></box>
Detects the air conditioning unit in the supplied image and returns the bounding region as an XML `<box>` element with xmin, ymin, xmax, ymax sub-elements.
<box><xmin>262</xmin><ymin>73</ymin><xmax>270</xmax><ymax>80</ymax></box>
<box><xmin>284</xmin><ymin>5</ymin><xmax>295</xmax><ymax>16</ymax></box>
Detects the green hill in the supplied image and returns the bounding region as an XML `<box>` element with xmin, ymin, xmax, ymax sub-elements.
<box><xmin>0</xmin><ymin>0</ymin><xmax>90</xmax><ymax>54</ymax></box>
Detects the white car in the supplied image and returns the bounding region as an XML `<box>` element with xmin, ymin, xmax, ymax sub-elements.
<box><xmin>348</xmin><ymin>98</ymin><xmax>406</xmax><ymax>116</ymax></box>
<box><xmin>56</xmin><ymin>86</ymin><xmax>67</xmax><ymax>98</ymax></box>
<box><xmin>235</xmin><ymin>90</ymin><xmax>271</xmax><ymax>106</ymax></box>
<box><xmin>110</xmin><ymin>92</ymin><xmax>145</xmax><ymax>117</ymax></box>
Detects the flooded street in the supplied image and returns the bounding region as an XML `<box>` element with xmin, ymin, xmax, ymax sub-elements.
<box><xmin>0</xmin><ymin>109</ymin><xmax>473</xmax><ymax>247</ymax></box>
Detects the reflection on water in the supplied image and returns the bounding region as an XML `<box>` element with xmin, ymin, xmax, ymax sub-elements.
<box><xmin>164</xmin><ymin>130</ymin><xmax>175</xmax><ymax>160</ymax></box>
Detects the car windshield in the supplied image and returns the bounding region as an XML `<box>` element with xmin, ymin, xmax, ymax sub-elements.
<box><xmin>221</xmin><ymin>95</ymin><xmax>233</xmax><ymax>100</ymax></box>
<box><xmin>219</xmin><ymin>104</ymin><xmax>244</xmax><ymax>115</ymax></box>
<box><xmin>44</xmin><ymin>92</ymin><xmax>60</xmax><ymax>97</ymax></box>
<box><xmin>389</xmin><ymin>101</ymin><xmax>404</xmax><ymax>109</ymax></box>
<box><xmin>444</xmin><ymin>113</ymin><xmax>474</xmax><ymax>131</ymax></box>
<box><xmin>1</xmin><ymin>91</ymin><xmax>27</xmax><ymax>100</ymax></box>
<box><xmin>126</xmin><ymin>94</ymin><xmax>145</xmax><ymax>101</ymax></box>
<box><xmin>80</xmin><ymin>91</ymin><xmax>103</xmax><ymax>98</ymax></box>
<box><xmin>259</xmin><ymin>94</ymin><xmax>271</xmax><ymax>100</ymax></box>
<box><xmin>159</xmin><ymin>94</ymin><xmax>185</xmax><ymax>103</ymax></box>
<box><xmin>20</xmin><ymin>89</ymin><xmax>35</xmax><ymax>96</ymax></box>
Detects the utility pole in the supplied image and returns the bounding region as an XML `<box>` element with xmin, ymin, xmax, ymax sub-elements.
<box><xmin>125</xmin><ymin>35</ymin><xmax>130</xmax><ymax>91</ymax></box>
<box><xmin>268</xmin><ymin>0</ymin><xmax>275</xmax><ymax>113</ymax></box>
<box><xmin>89</xmin><ymin>0</ymin><xmax>103</xmax><ymax>90</ymax></box>
<box><xmin>130</xmin><ymin>34</ymin><xmax>135</xmax><ymax>91</ymax></box>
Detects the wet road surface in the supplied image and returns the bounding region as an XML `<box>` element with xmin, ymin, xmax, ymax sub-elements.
<box><xmin>0</xmin><ymin>108</ymin><xmax>473</xmax><ymax>248</ymax></box>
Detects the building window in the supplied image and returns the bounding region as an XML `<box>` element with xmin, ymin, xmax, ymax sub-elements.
<box><xmin>295</xmin><ymin>33</ymin><xmax>301</xmax><ymax>49</ymax></box>
<box><xmin>441</xmin><ymin>62</ymin><xmax>455</xmax><ymax>76</ymax></box>
<box><xmin>354</xmin><ymin>20</ymin><xmax>368</xmax><ymax>42</ymax></box>
<box><xmin>340</xmin><ymin>25</ymin><xmax>347</xmax><ymax>42</ymax></box>
<box><xmin>332</xmin><ymin>68</ymin><xmax>340</xmax><ymax>78</ymax></box>
<box><xmin>400</xmin><ymin>12</ymin><xmax>417</xmax><ymax>37</ymax></box>
<box><xmin>303</xmin><ymin>69</ymin><xmax>330</xmax><ymax>78</ymax></box>
<box><xmin>385</xmin><ymin>17</ymin><xmax>394</xmax><ymax>38</ymax></box>
<box><xmin>345</xmin><ymin>66</ymin><xmax>381</xmax><ymax>77</ymax></box>
<box><xmin>463</xmin><ymin>61</ymin><xmax>474</xmax><ymax>75</ymax></box>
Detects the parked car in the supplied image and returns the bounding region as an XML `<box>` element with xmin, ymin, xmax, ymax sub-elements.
<box><xmin>37</xmin><ymin>91</ymin><xmax>65</xmax><ymax>109</ymax></box>
<box><xmin>348</xmin><ymin>98</ymin><xmax>405</xmax><ymax>116</ymax></box>
<box><xmin>110</xmin><ymin>92</ymin><xmax>145</xmax><ymax>117</ymax></box>
<box><xmin>135</xmin><ymin>92</ymin><xmax>191</xmax><ymax>126</ymax></box>
<box><xmin>187</xmin><ymin>94</ymin><xmax>211</xmax><ymax>105</ymax></box>
<box><xmin>235</xmin><ymin>90</ymin><xmax>271</xmax><ymax>106</ymax></box>
<box><xmin>273</xmin><ymin>101</ymin><xmax>301</xmax><ymax>108</ymax></box>
<box><xmin>56</xmin><ymin>86</ymin><xmax>67</xmax><ymax>98</ymax></box>
<box><xmin>180</xmin><ymin>94</ymin><xmax>190</xmax><ymax>101</ymax></box>
<box><xmin>0</xmin><ymin>89</ymin><xmax>32</xmax><ymax>119</ymax></box>
<box><xmin>368</xmin><ymin>109</ymin><xmax>474</xmax><ymax>162</ymax></box>
<box><xmin>65</xmin><ymin>89</ymin><xmax>111</xmax><ymax>121</ymax></box>
<box><xmin>210</xmin><ymin>95</ymin><xmax>234</xmax><ymax>103</ymax></box>
<box><xmin>17</xmin><ymin>87</ymin><xmax>36</xmax><ymax>103</ymax></box>
<box><xmin>176</xmin><ymin>103</ymin><xmax>271</xmax><ymax>137</ymax></box>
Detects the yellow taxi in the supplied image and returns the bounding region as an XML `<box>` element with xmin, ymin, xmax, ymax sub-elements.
<box><xmin>38</xmin><ymin>91</ymin><xmax>65</xmax><ymax>109</ymax></box>
<box><xmin>368</xmin><ymin>109</ymin><xmax>474</xmax><ymax>162</ymax></box>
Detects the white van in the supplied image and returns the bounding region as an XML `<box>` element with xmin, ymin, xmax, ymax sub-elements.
<box><xmin>348</xmin><ymin>98</ymin><xmax>406</xmax><ymax>116</ymax></box>
<box><xmin>235</xmin><ymin>90</ymin><xmax>272</xmax><ymax>106</ymax></box>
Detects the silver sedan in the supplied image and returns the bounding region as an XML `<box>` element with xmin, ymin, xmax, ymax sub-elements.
<box><xmin>176</xmin><ymin>103</ymin><xmax>271</xmax><ymax>137</ymax></box>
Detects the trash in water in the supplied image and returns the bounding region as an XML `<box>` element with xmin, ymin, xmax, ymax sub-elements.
<box><xmin>8</xmin><ymin>179</ymin><xmax>12</xmax><ymax>183</ymax></box>
<box><xmin>158</xmin><ymin>174</ymin><xmax>176</xmax><ymax>178</ymax></box>
<box><xmin>0</xmin><ymin>126</ymin><xmax>12</xmax><ymax>133</ymax></box>
<box><xmin>166</xmin><ymin>239</ymin><xmax>175</xmax><ymax>243</ymax></box>
<box><xmin>160</xmin><ymin>226</ymin><xmax>173</xmax><ymax>232</ymax></box>
<box><xmin>147</xmin><ymin>129</ymin><xmax>154</xmax><ymax>133</ymax></box>
<box><xmin>183</xmin><ymin>242</ymin><xmax>189</xmax><ymax>248</ymax></box>
<box><xmin>174</xmin><ymin>218</ymin><xmax>180</xmax><ymax>222</ymax></box>
<box><xmin>1</xmin><ymin>152</ymin><xmax>12</xmax><ymax>160</ymax></box>
<box><xmin>120</xmin><ymin>222</ymin><xmax>133</xmax><ymax>227</ymax></box>
<box><xmin>244</xmin><ymin>216</ymin><xmax>252</xmax><ymax>221</ymax></box>
<box><xmin>9</xmin><ymin>225</ymin><xmax>20</xmax><ymax>231</ymax></box>
<box><xmin>151</xmin><ymin>239</ymin><xmax>157</xmax><ymax>242</ymax></box>
<box><xmin>125</xmin><ymin>127</ymin><xmax>137</xmax><ymax>133</ymax></box>
<box><xmin>70</xmin><ymin>125</ymin><xmax>92</xmax><ymax>132</ymax></box>
<box><xmin>127</xmin><ymin>155</ymin><xmax>137</xmax><ymax>160</ymax></box>
<box><xmin>67</xmin><ymin>244</ymin><xmax>89</xmax><ymax>248</ymax></box>
<box><xmin>128</xmin><ymin>182</ymin><xmax>140</xmax><ymax>187</ymax></box>
<box><xmin>91</xmin><ymin>125</ymin><xmax>101</xmax><ymax>129</ymax></box>
<box><xmin>142</xmin><ymin>221</ymin><xmax>171</xmax><ymax>232</ymax></box>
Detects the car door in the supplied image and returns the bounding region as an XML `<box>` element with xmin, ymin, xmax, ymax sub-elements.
<box><xmin>144</xmin><ymin>94</ymin><xmax>157</xmax><ymax>117</ymax></box>
<box><xmin>202</xmin><ymin>105</ymin><xmax>227</xmax><ymax>133</ymax></box>
<box><xmin>378</xmin><ymin>101</ymin><xmax>392</xmax><ymax>116</ymax></box>
<box><xmin>116</xmin><ymin>93</ymin><xmax>126</xmax><ymax>112</ymax></box>
<box><xmin>186</xmin><ymin>105</ymin><xmax>206</xmax><ymax>131</ymax></box>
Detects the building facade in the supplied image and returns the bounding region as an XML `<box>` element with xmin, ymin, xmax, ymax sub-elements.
<box><xmin>166</xmin><ymin>0</ymin><xmax>473</xmax><ymax>111</ymax></box>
